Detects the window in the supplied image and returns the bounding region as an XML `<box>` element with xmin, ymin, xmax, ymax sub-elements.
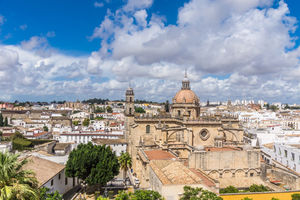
<box><xmin>130</xmin><ymin>97</ymin><xmax>132</xmax><ymax>102</ymax></box>
<box><xmin>292</xmin><ymin>153</ymin><xmax>295</xmax><ymax>161</ymax></box>
<box><xmin>201</xmin><ymin>131</ymin><xmax>207</xmax><ymax>138</ymax></box>
<box><xmin>250</xmin><ymin>173</ymin><xmax>254</xmax><ymax>177</ymax></box>
<box><xmin>177</xmin><ymin>110</ymin><xmax>181</xmax><ymax>116</ymax></box>
<box><xmin>65</xmin><ymin>177</ymin><xmax>68</xmax><ymax>185</ymax></box>
<box><xmin>129</xmin><ymin>108</ymin><xmax>132</xmax><ymax>115</ymax></box>
<box><xmin>188</xmin><ymin>111</ymin><xmax>191</xmax><ymax>116</ymax></box>
<box><xmin>51</xmin><ymin>179</ymin><xmax>53</xmax><ymax>186</ymax></box>
<box><xmin>58</xmin><ymin>173</ymin><xmax>61</xmax><ymax>180</ymax></box>
<box><xmin>146</xmin><ymin>125</ymin><xmax>150</xmax><ymax>134</ymax></box>
<box><xmin>284</xmin><ymin>150</ymin><xmax>288</xmax><ymax>158</ymax></box>
<box><xmin>199</xmin><ymin>129</ymin><xmax>210</xmax><ymax>141</ymax></box>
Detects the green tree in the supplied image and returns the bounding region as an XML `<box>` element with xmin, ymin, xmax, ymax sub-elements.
<box><xmin>118</xmin><ymin>152</ymin><xmax>132</xmax><ymax>180</ymax></box>
<box><xmin>106</xmin><ymin>106</ymin><xmax>113</xmax><ymax>113</ymax></box>
<box><xmin>292</xmin><ymin>194</ymin><xmax>300</xmax><ymax>200</ymax></box>
<box><xmin>115</xmin><ymin>191</ymin><xmax>131</xmax><ymax>200</ymax></box>
<box><xmin>82</xmin><ymin>118</ymin><xmax>90</xmax><ymax>126</ymax></box>
<box><xmin>180</xmin><ymin>186</ymin><xmax>222</xmax><ymax>200</ymax></box>
<box><xmin>39</xmin><ymin>187</ymin><xmax>63</xmax><ymax>200</ymax></box>
<box><xmin>95</xmin><ymin>106</ymin><xmax>105</xmax><ymax>113</ymax></box>
<box><xmin>72</xmin><ymin>120</ymin><xmax>79</xmax><ymax>126</ymax></box>
<box><xmin>134</xmin><ymin>190</ymin><xmax>163</xmax><ymax>200</ymax></box>
<box><xmin>0</xmin><ymin>113</ymin><xmax>3</xmax><ymax>127</ymax></box>
<box><xmin>271</xmin><ymin>198</ymin><xmax>280</xmax><ymax>200</ymax></box>
<box><xmin>249</xmin><ymin>184</ymin><xmax>269</xmax><ymax>192</ymax></box>
<box><xmin>269</xmin><ymin>105</ymin><xmax>278</xmax><ymax>112</ymax></box>
<box><xmin>43</xmin><ymin>126</ymin><xmax>48</xmax><ymax>132</ymax></box>
<box><xmin>241</xmin><ymin>198</ymin><xmax>252</xmax><ymax>200</ymax></box>
<box><xmin>0</xmin><ymin>152</ymin><xmax>39</xmax><ymax>199</ymax></box>
<box><xmin>115</xmin><ymin>190</ymin><xmax>163</xmax><ymax>200</ymax></box>
<box><xmin>4</xmin><ymin>117</ymin><xmax>8</xmax><ymax>126</ymax></box>
<box><xmin>11</xmin><ymin>131</ymin><xmax>25</xmax><ymax>140</ymax></box>
<box><xmin>65</xmin><ymin>142</ymin><xmax>119</xmax><ymax>187</ymax></box>
<box><xmin>135</xmin><ymin>107</ymin><xmax>146</xmax><ymax>113</ymax></box>
<box><xmin>220</xmin><ymin>185</ymin><xmax>238</xmax><ymax>193</ymax></box>
<box><xmin>97</xmin><ymin>197</ymin><xmax>109</xmax><ymax>200</ymax></box>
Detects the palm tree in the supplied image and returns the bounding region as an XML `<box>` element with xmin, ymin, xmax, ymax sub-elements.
<box><xmin>0</xmin><ymin>152</ymin><xmax>39</xmax><ymax>200</ymax></box>
<box><xmin>118</xmin><ymin>152</ymin><xmax>132</xmax><ymax>183</ymax></box>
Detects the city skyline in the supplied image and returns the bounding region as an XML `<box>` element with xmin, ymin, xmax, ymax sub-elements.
<box><xmin>1</xmin><ymin>0</ymin><xmax>300</xmax><ymax>103</ymax></box>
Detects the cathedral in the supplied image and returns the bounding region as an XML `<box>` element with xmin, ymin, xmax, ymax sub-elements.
<box><xmin>125</xmin><ymin>73</ymin><xmax>261</xmax><ymax>196</ymax></box>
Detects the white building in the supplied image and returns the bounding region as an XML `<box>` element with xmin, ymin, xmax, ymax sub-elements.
<box><xmin>92</xmin><ymin>138</ymin><xmax>127</xmax><ymax>156</ymax></box>
<box><xmin>0</xmin><ymin>141</ymin><xmax>12</xmax><ymax>153</ymax></box>
<box><xmin>261</xmin><ymin>135</ymin><xmax>300</xmax><ymax>173</ymax></box>
<box><xmin>70</xmin><ymin>111</ymin><xmax>90</xmax><ymax>120</ymax></box>
<box><xmin>57</xmin><ymin>131</ymin><xmax>123</xmax><ymax>144</ymax></box>
<box><xmin>23</xmin><ymin>156</ymin><xmax>79</xmax><ymax>195</ymax></box>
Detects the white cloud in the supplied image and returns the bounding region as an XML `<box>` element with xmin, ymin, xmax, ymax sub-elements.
<box><xmin>46</xmin><ymin>31</ymin><xmax>56</xmax><ymax>38</ymax></box>
<box><xmin>94</xmin><ymin>1</ymin><xmax>104</xmax><ymax>8</ymax></box>
<box><xmin>19</xmin><ymin>24</ymin><xmax>27</xmax><ymax>30</ymax></box>
<box><xmin>2</xmin><ymin>0</ymin><xmax>300</xmax><ymax>103</ymax></box>
<box><xmin>0</xmin><ymin>15</ymin><xmax>5</xmax><ymax>25</ymax></box>
<box><xmin>134</xmin><ymin>9</ymin><xmax>148</xmax><ymax>27</ymax></box>
<box><xmin>123</xmin><ymin>0</ymin><xmax>153</xmax><ymax>12</ymax></box>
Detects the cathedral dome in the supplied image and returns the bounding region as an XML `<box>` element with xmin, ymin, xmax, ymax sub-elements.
<box><xmin>173</xmin><ymin>90</ymin><xmax>199</xmax><ymax>104</ymax></box>
<box><xmin>173</xmin><ymin>71</ymin><xmax>199</xmax><ymax>104</ymax></box>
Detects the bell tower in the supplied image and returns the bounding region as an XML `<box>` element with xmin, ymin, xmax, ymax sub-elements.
<box><xmin>181</xmin><ymin>69</ymin><xmax>190</xmax><ymax>90</ymax></box>
<box><xmin>125</xmin><ymin>87</ymin><xmax>134</xmax><ymax>116</ymax></box>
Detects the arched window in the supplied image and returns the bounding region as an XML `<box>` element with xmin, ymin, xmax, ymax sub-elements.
<box><xmin>129</xmin><ymin>108</ymin><xmax>132</xmax><ymax>115</ymax></box>
<box><xmin>146</xmin><ymin>125</ymin><xmax>150</xmax><ymax>134</ymax></box>
<box><xmin>178</xmin><ymin>110</ymin><xmax>181</xmax><ymax>116</ymax></box>
<box><xmin>130</xmin><ymin>97</ymin><xmax>132</xmax><ymax>102</ymax></box>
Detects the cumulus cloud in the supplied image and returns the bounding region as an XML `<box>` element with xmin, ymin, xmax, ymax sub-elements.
<box><xmin>1</xmin><ymin>0</ymin><xmax>300</xmax><ymax>103</ymax></box>
<box><xmin>86</xmin><ymin>0</ymin><xmax>300</xmax><ymax>102</ymax></box>
<box><xmin>123</xmin><ymin>0</ymin><xmax>153</xmax><ymax>12</ymax></box>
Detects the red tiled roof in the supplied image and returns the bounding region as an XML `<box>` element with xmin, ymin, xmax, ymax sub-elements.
<box><xmin>144</xmin><ymin>150</ymin><xmax>176</xmax><ymax>160</ymax></box>
<box><xmin>33</xmin><ymin>131</ymin><xmax>49</xmax><ymax>137</ymax></box>
<box><xmin>189</xmin><ymin>168</ymin><xmax>216</xmax><ymax>187</ymax></box>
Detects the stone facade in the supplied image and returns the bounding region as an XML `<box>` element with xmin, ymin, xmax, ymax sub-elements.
<box><xmin>125</xmin><ymin>73</ymin><xmax>262</xmax><ymax>192</ymax></box>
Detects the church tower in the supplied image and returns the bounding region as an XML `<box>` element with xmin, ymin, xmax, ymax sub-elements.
<box><xmin>181</xmin><ymin>70</ymin><xmax>190</xmax><ymax>90</ymax></box>
<box><xmin>125</xmin><ymin>87</ymin><xmax>134</xmax><ymax>116</ymax></box>
<box><xmin>125</xmin><ymin>86</ymin><xmax>135</xmax><ymax>159</ymax></box>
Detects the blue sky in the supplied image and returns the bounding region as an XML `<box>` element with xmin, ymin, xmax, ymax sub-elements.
<box><xmin>0</xmin><ymin>0</ymin><xmax>189</xmax><ymax>54</ymax></box>
<box><xmin>1</xmin><ymin>0</ymin><xmax>300</xmax><ymax>103</ymax></box>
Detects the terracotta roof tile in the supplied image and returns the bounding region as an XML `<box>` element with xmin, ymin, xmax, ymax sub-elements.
<box><xmin>144</xmin><ymin>150</ymin><xmax>176</xmax><ymax>160</ymax></box>
<box><xmin>23</xmin><ymin>156</ymin><xmax>65</xmax><ymax>187</ymax></box>
<box><xmin>150</xmin><ymin>160</ymin><xmax>207</xmax><ymax>185</ymax></box>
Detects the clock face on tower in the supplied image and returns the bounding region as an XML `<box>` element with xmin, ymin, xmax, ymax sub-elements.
<box><xmin>199</xmin><ymin>129</ymin><xmax>210</xmax><ymax>141</ymax></box>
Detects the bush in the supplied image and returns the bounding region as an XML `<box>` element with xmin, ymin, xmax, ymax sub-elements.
<box><xmin>220</xmin><ymin>186</ymin><xmax>239</xmax><ymax>193</ymax></box>
<box><xmin>29</xmin><ymin>139</ymin><xmax>53</xmax><ymax>146</ymax></box>
<box><xmin>249</xmin><ymin>184</ymin><xmax>269</xmax><ymax>192</ymax></box>
<box><xmin>292</xmin><ymin>194</ymin><xmax>300</xmax><ymax>200</ymax></box>
<box><xmin>13</xmin><ymin>138</ymin><xmax>33</xmax><ymax>151</ymax></box>
<box><xmin>135</xmin><ymin>107</ymin><xmax>146</xmax><ymax>113</ymax></box>
<box><xmin>115</xmin><ymin>190</ymin><xmax>164</xmax><ymax>200</ymax></box>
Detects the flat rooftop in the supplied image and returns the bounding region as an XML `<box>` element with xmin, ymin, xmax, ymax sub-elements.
<box><xmin>205</xmin><ymin>147</ymin><xmax>240</xmax><ymax>152</ymax></box>
<box><xmin>144</xmin><ymin>150</ymin><xmax>176</xmax><ymax>160</ymax></box>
